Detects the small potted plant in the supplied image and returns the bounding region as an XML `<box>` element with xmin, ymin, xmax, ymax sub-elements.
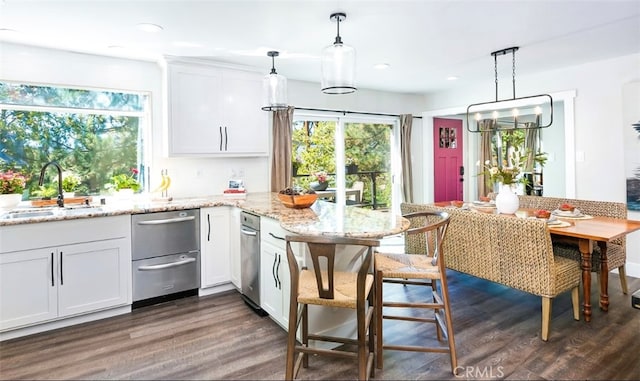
<box><xmin>346</xmin><ymin>158</ymin><xmax>359</xmax><ymax>174</ymax></box>
<box><xmin>60</xmin><ymin>172</ymin><xmax>81</xmax><ymax>198</ymax></box>
<box><xmin>0</xmin><ymin>170</ymin><xmax>27</xmax><ymax>209</ymax></box>
<box><xmin>107</xmin><ymin>168</ymin><xmax>141</xmax><ymax>200</ymax></box>
<box><xmin>310</xmin><ymin>170</ymin><xmax>329</xmax><ymax>191</ymax></box>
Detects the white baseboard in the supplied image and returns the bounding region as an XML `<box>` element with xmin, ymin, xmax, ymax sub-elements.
<box><xmin>198</xmin><ymin>282</ymin><xmax>237</xmax><ymax>297</ymax></box>
<box><xmin>0</xmin><ymin>305</ymin><xmax>131</xmax><ymax>342</ymax></box>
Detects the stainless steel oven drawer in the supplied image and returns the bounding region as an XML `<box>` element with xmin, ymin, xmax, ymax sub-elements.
<box><xmin>132</xmin><ymin>252</ymin><xmax>200</xmax><ymax>302</ymax></box>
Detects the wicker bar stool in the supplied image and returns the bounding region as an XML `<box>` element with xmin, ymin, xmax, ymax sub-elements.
<box><xmin>374</xmin><ymin>211</ymin><xmax>457</xmax><ymax>374</ymax></box>
<box><xmin>284</xmin><ymin>235</ymin><xmax>379</xmax><ymax>381</ymax></box>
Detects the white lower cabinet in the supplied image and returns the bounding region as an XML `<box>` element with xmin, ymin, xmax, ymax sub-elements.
<box><xmin>200</xmin><ymin>207</ymin><xmax>231</xmax><ymax>288</ymax></box>
<box><xmin>0</xmin><ymin>216</ymin><xmax>131</xmax><ymax>332</ymax></box>
<box><xmin>260</xmin><ymin>217</ymin><xmax>298</xmax><ymax>329</ymax></box>
<box><xmin>260</xmin><ymin>240</ymin><xmax>290</xmax><ymax>328</ymax></box>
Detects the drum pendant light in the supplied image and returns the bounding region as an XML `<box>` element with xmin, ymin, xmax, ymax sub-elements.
<box><xmin>262</xmin><ymin>51</ymin><xmax>288</xmax><ymax>111</ymax></box>
<box><xmin>321</xmin><ymin>12</ymin><xmax>356</xmax><ymax>94</ymax></box>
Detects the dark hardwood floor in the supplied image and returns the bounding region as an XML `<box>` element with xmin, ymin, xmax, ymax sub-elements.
<box><xmin>1</xmin><ymin>271</ymin><xmax>639</xmax><ymax>380</ymax></box>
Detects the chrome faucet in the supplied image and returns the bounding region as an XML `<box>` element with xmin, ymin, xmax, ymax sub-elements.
<box><xmin>38</xmin><ymin>161</ymin><xmax>64</xmax><ymax>207</ymax></box>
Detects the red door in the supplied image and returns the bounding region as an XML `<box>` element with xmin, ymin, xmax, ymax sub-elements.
<box><xmin>433</xmin><ymin>118</ymin><xmax>463</xmax><ymax>202</ymax></box>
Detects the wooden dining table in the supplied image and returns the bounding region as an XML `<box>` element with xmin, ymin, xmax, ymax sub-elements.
<box><xmin>436</xmin><ymin>201</ymin><xmax>640</xmax><ymax>322</ymax></box>
<box><xmin>544</xmin><ymin>213</ymin><xmax>640</xmax><ymax>322</ymax></box>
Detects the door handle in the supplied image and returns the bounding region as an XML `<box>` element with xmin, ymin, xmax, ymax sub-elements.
<box><xmin>459</xmin><ymin>166</ymin><xmax>465</xmax><ymax>175</ymax></box>
<box><xmin>207</xmin><ymin>213</ymin><xmax>211</xmax><ymax>241</ymax></box>
<box><xmin>51</xmin><ymin>252</ymin><xmax>55</xmax><ymax>287</ymax></box>
<box><xmin>241</xmin><ymin>229</ymin><xmax>257</xmax><ymax>236</ymax></box>
<box><xmin>224</xmin><ymin>126</ymin><xmax>228</xmax><ymax>151</ymax></box>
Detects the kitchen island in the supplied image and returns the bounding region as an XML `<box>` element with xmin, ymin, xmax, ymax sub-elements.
<box><xmin>0</xmin><ymin>192</ymin><xmax>408</xmax><ymax>341</ymax></box>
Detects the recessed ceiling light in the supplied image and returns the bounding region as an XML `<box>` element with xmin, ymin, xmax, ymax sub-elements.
<box><xmin>136</xmin><ymin>23</ymin><xmax>163</xmax><ymax>33</ymax></box>
<box><xmin>374</xmin><ymin>63</ymin><xmax>390</xmax><ymax>70</ymax></box>
<box><xmin>446</xmin><ymin>76</ymin><xmax>459</xmax><ymax>81</ymax></box>
<box><xmin>173</xmin><ymin>41</ymin><xmax>204</xmax><ymax>48</ymax></box>
<box><xmin>0</xmin><ymin>28</ymin><xmax>18</xmax><ymax>35</ymax></box>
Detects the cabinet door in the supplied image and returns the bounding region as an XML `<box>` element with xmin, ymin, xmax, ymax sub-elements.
<box><xmin>260</xmin><ymin>241</ymin><xmax>282</xmax><ymax>323</ymax></box>
<box><xmin>58</xmin><ymin>238</ymin><xmax>131</xmax><ymax>317</ymax></box>
<box><xmin>200</xmin><ymin>207</ymin><xmax>231</xmax><ymax>288</ymax></box>
<box><xmin>228</xmin><ymin>207</ymin><xmax>241</xmax><ymax>289</ymax></box>
<box><xmin>220</xmin><ymin>69</ymin><xmax>268</xmax><ymax>155</ymax></box>
<box><xmin>276</xmin><ymin>247</ymin><xmax>290</xmax><ymax>328</ymax></box>
<box><xmin>168</xmin><ymin>63</ymin><xmax>224</xmax><ymax>155</ymax></box>
<box><xmin>0</xmin><ymin>248</ymin><xmax>58</xmax><ymax>330</ymax></box>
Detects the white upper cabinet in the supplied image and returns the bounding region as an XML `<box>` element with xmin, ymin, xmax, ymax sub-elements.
<box><xmin>166</xmin><ymin>59</ymin><xmax>269</xmax><ymax>157</ymax></box>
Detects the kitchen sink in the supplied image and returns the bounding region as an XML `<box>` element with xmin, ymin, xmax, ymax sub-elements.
<box><xmin>1</xmin><ymin>209</ymin><xmax>56</xmax><ymax>219</ymax></box>
<box><xmin>1</xmin><ymin>205</ymin><xmax>105</xmax><ymax>220</ymax></box>
<box><xmin>62</xmin><ymin>206</ymin><xmax>105</xmax><ymax>215</ymax></box>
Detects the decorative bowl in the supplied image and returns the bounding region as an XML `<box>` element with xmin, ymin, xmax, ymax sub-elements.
<box><xmin>534</xmin><ymin>209</ymin><xmax>551</xmax><ymax>219</ymax></box>
<box><xmin>558</xmin><ymin>203</ymin><xmax>575</xmax><ymax>212</ymax></box>
<box><xmin>450</xmin><ymin>200</ymin><xmax>464</xmax><ymax>208</ymax></box>
<box><xmin>277</xmin><ymin>193</ymin><xmax>318</xmax><ymax>209</ymax></box>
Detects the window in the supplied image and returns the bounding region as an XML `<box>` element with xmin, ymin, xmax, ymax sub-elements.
<box><xmin>0</xmin><ymin>82</ymin><xmax>149</xmax><ymax>199</ymax></box>
<box><xmin>292</xmin><ymin>112</ymin><xmax>399</xmax><ymax>211</ymax></box>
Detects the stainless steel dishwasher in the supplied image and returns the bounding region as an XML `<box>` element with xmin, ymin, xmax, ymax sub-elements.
<box><xmin>131</xmin><ymin>209</ymin><xmax>200</xmax><ymax>304</ymax></box>
<box><xmin>240</xmin><ymin>211</ymin><xmax>265</xmax><ymax>314</ymax></box>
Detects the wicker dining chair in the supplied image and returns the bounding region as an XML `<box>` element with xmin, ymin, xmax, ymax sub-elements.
<box><xmin>374</xmin><ymin>211</ymin><xmax>457</xmax><ymax>374</ymax></box>
<box><xmin>516</xmin><ymin>195</ymin><xmax>629</xmax><ymax>294</ymax></box>
<box><xmin>284</xmin><ymin>234</ymin><xmax>379</xmax><ymax>381</ymax></box>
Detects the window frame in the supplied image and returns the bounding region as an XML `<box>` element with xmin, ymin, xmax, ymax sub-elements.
<box><xmin>0</xmin><ymin>81</ymin><xmax>152</xmax><ymax>195</ymax></box>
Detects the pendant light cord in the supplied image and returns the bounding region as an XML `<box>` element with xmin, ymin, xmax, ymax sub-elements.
<box><xmin>494</xmin><ymin>53</ymin><xmax>498</xmax><ymax>102</ymax></box>
<box><xmin>334</xmin><ymin>14</ymin><xmax>343</xmax><ymax>44</ymax></box>
<box><xmin>512</xmin><ymin>49</ymin><xmax>516</xmax><ymax>100</ymax></box>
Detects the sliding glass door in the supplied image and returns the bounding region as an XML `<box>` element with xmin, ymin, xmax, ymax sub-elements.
<box><xmin>292</xmin><ymin>111</ymin><xmax>399</xmax><ymax>212</ymax></box>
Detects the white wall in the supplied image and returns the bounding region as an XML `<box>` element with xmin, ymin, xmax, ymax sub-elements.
<box><xmin>0</xmin><ymin>42</ymin><xmax>425</xmax><ymax>198</ymax></box>
<box><xmin>420</xmin><ymin>53</ymin><xmax>640</xmax><ymax>278</ymax></box>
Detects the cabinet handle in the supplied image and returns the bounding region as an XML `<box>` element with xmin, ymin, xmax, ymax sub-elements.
<box><xmin>207</xmin><ymin>213</ymin><xmax>211</xmax><ymax>241</ymax></box>
<box><xmin>219</xmin><ymin>126</ymin><xmax>223</xmax><ymax>151</ymax></box>
<box><xmin>224</xmin><ymin>126</ymin><xmax>228</xmax><ymax>151</ymax></box>
<box><xmin>272</xmin><ymin>253</ymin><xmax>278</xmax><ymax>288</ymax></box>
<box><xmin>269</xmin><ymin>232</ymin><xmax>285</xmax><ymax>241</ymax></box>
<box><xmin>276</xmin><ymin>253</ymin><xmax>281</xmax><ymax>290</ymax></box>
<box><xmin>51</xmin><ymin>252</ymin><xmax>54</xmax><ymax>287</ymax></box>
<box><xmin>59</xmin><ymin>251</ymin><xmax>63</xmax><ymax>286</ymax></box>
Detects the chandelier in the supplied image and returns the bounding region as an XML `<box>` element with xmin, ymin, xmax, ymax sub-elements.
<box><xmin>466</xmin><ymin>46</ymin><xmax>553</xmax><ymax>132</ymax></box>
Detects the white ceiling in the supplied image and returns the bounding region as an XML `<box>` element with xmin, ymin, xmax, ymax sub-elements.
<box><xmin>1</xmin><ymin>0</ymin><xmax>639</xmax><ymax>94</ymax></box>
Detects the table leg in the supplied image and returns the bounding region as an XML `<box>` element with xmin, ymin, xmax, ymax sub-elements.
<box><xmin>578</xmin><ymin>239</ymin><xmax>592</xmax><ymax>322</ymax></box>
<box><xmin>597</xmin><ymin>241</ymin><xmax>609</xmax><ymax>311</ymax></box>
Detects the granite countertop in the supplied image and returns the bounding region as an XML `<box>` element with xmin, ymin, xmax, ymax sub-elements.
<box><xmin>0</xmin><ymin>192</ymin><xmax>409</xmax><ymax>237</ymax></box>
